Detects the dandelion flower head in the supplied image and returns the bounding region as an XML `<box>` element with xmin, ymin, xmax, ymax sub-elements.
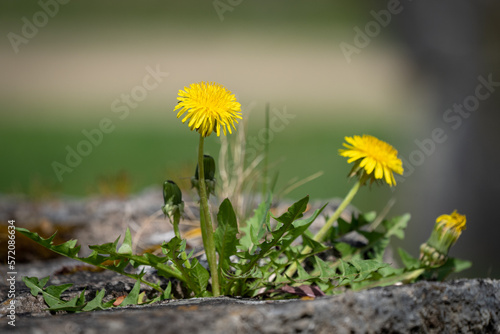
<box><xmin>339</xmin><ymin>135</ymin><xmax>403</xmax><ymax>186</ymax></box>
<box><xmin>174</xmin><ymin>82</ymin><xmax>242</xmax><ymax>137</ymax></box>
<box><xmin>436</xmin><ymin>210</ymin><xmax>466</xmax><ymax>238</ymax></box>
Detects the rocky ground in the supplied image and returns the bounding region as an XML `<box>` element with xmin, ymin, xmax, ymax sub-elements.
<box><xmin>1</xmin><ymin>189</ymin><xmax>499</xmax><ymax>333</ymax></box>
<box><xmin>2</xmin><ymin>276</ymin><xmax>499</xmax><ymax>333</ymax></box>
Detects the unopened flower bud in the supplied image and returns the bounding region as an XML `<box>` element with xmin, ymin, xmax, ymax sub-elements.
<box><xmin>162</xmin><ymin>180</ymin><xmax>184</xmax><ymax>219</ymax></box>
<box><xmin>191</xmin><ymin>154</ymin><xmax>216</xmax><ymax>197</ymax></box>
<box><xmin>420</xmin><ymin>210</ymin><xmax>466</xmax><ymax>267</ymax></box>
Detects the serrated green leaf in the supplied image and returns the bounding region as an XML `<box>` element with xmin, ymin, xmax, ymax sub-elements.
<box><xmin>296</xmin><ymin>262</ymin><xmax>312</xmax><ymax>281</ymax></box>
<box><xmin>269</xmin><ymin>204</ymin><xmax>327</xmax><ymax>273</ymax></box>
<box><xmin>142</xmin><ymin>252</ymin><xmax>169</xmax><ymax>266</ymax></box>
<box><xmin>16</xmin><ymin>228</ymin><xmax>57</xmax><ymax>247</ymax></box>
<box><xmin>314</xmin><ymin>256</ymin><xmax>336</xmax><ymax>279</ymax></box>
<box><xmin>364</xmin><ymin>234</ymin><xmax>389</xmax><ymax>262</ymax></box>
<box><xmin>328</xmin><ymin>211</ymin><xmax>376</xmax><ymax>242</ymax></box>
<box><xmin>338</xmin><ymin>259</ymin><xmax>357</xmax><ymax>285</ymax></box>
<box><xmin>161</xmin><ymin>237</ymin><xmax>184</xmax><ymax>258</ymax></box>
<box><xmin>119</xmin><ymin>280</ymin><xmax>142</xmax><ymax>307</ymax></box>
<box><xmin>377</xmin><ymin>266</ymin><xmax>403</xmax><ymax>277</ymax></box>
<box><xmin>23</xmin><ymin>276</ymin><xmax>50</xmax><ymax>296</ymax></box>
<box><xmin>243</xmin><ymin>196</ymin><xmax>309</xmax><ymax>271</ymax></box>
<box><xmin>272</xmin><ymin>196</ymin><xmax>307</xmax><ymax>226</ymax></box>
<box><xmin>398</xmin><ymin>248</ymin><xmax>420</xmax><ymax>270</ymax></box>
<box><xmin>189</xmin><ymin>258</ymin><xmax>210</xmax><ymax>294</ymax></box>
<box><xmin>239</xmin><ymin>195</ymin><xmax>271</xmax><ymax>253</ymax></box>
<box><xmin>51</xmin><ymin>239</ymin><xmax>81</xmax><ymax>258</ymax></box>
<box><xmin>82</xmin><ymin>289</ymin><xmax>107</xmax><ymax>311</ymax></box>
<box><xmin>85</xmin><ymin>250</ymin><xmax>110</xmax><ymax>264</ymax></box>
<box><xmin>88</xmin><ymin>236</ymin><xmax>121</xmax><ymax>254</ymax></box>
<box><xmin>19</xmin><ymin>226</ymin><xmax>180</xmax><ymax>292</ymax></box>
<box><xmin>22</xmin><ymin>276</ymin><xmax>74</xmax><ymax>308</ymax></box>
<box><xmin>162</xmin><ymin>281</ymin><xmax>172</xmax><ymax>300</ymax></box>
<box><xmin>23</xmin><ymin>276</ymin><xmax>90</xmax><ymax>313</ymax></box>
<box><xmin>300</xmin><ymin>234</ymin><xmax>329</xmax><ymax>255</ymax></box>
<box><xmin>349</xmin><ymin>259</ymin><xmax>388</xmax><ymax>282</ymax></box>
<box><xmin>215</xmin><ymin>198</ymin><xmax>239</xmax><ymax>272</ymax></box>
<box><xmin>47</xmin><ymin>290</ymin><xmax>87</xmax><ymax>312</ymax></box>
<box><xmin>450</xmin><ymin>258</ymin><xmax>472</xmax><ymax>273</ymax></box>
<box><xmin>352</xmin><ymin>268</ymin><xmax>425</xmax><ymax>291</ymax></box>
<box><xmin>137</xmin><ymin>291</ymin><xmax>147</xmax><ymax>305</ymax></box>
<box><xmin>117</xmin><ymin>228</ymin><xmax>133</xmax><ymax>255</ymax></box>
<box><xmin>161</xmin><ymin>235</ymin><xmax>209</xmax><ymax>295</ymax></box>
<box><xmin>383</xmin><ymin>214</ymin><xmax>410</xmax><ymax>240</ymax></box>
<box><xmin>77</xmin><ymin>289</ymin><xmax>86</xmax><ymax>306</ymax></box>
<box><xmin>336</xmin><ymin>259</ymin><xmax>389</xmax><ymax>286</ymax></box>
<box><xmin>45</xmin><ymin>284</ymin><xmax>75</xmax><ymax>302</ymax></box>
<box><xmin>16</xmin><ymin>228</ymin><xmax>81</xmax><ymax>258</ymax></box>
<box><xmin>335</xmin><ymin>242</ymin><xmax>356</xmax><ymax>257</ymax></box>
<box><xmin>233</xmin><ymin>196</ymin><xmax>311</xmax><ymax>294</ymax></box>
<box><xmin>282</xmin><ymin>204</ymin><xmax>327</xmax><ymax>251</ymax></box>
<box><xmin>160</xmin><ymin>237</ymin><xmax>182</xmax><ymax>261</ymax></box>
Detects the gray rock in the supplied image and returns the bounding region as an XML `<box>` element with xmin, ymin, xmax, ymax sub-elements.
<box><xmin>2</xmin><ymin>279</ymin><xmax>498</xmax><ymax>333</ymax></box>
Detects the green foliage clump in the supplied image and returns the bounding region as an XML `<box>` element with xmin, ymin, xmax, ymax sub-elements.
<box><xmin>16</xmin><ymin>193</ymin><xmax>470</xmax><ymax>311</ymax></box>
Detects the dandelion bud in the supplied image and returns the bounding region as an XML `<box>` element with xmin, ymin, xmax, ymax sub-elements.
<box><xmin>420</xmin><ymin>210</ymin><xmax>466</xmax><ymax>267</ymax></box>
<box><xmin>162</xmin><ymin>180</ymin><xmax>184</xmax><ymax>219</ymax></box>
<box><xmin>191</xmin><ymin>155</ymin><xmax>216</xmax><ymax>197</ymax></box>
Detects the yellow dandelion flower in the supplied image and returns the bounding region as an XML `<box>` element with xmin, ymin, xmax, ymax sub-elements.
<box><xmin>174</xmin><ymin>82</ymin><xmax>242</xmax><ymax>137</ymax></box>
<box><xmin>339</xmin><ymin>135</ymin><xmax>403</xmax><ymax>186</ymax></box>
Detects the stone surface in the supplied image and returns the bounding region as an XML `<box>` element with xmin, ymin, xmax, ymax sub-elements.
<box><xmin>1</xmin><ymin>279</ymin><xmax>499</xmax><ymax>333</ymax></box>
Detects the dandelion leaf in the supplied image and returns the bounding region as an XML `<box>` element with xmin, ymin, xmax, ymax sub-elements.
<box><xmin>117</xmin><ymin>227</ymin><xmax>133</xmax><ymax>255</ymax></box>
<box><xmin>398</xmin><ymin>248</ymin><xmax>420</xmax><ymax>270</ymax></box>
<box><xmin>239</xmin><ymin>195</ymin><xmax>271</xmax><ymax>253</ymax></box>
<box><xmin>119</xmin><ymin>280</ymin><xmax>142</xmax><ymax>307</ymax></box>
<box><xmin>215</xmin><ymin>198</ymin><xmax>239</xmax><ymax>271</ymax></box>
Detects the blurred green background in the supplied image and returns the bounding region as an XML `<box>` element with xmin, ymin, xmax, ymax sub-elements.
<box><xmin>1</xmin><ymin>1</ymin><xmax>499</xmax><ymax>277</ymax></box>
<box><xmin>0</xmin><ymin>1</ymin><xmax>413</xmax><ymax>201</ymax></box>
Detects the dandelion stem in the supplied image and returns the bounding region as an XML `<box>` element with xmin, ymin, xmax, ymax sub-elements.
<box><xmin>284</xmin><ymin>178</ymin><xmax>362</xmax><ymax>278</ymax></box>
<box><xmin>172</xmin><ymin>211</ymin><xmax>181</xmax><ymax>240</ymax></box>
<box><xmin>197</xmin><ymin>134</ymin><xmax>221</xmax><ymax>297</ymax></box>
<box><xmin>313</xmin><ymin>178</ymin><xmax>362</xmax><ymax>243</ymax></box>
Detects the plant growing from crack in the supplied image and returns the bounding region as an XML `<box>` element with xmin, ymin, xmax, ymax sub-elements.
<box><xmin>16</xmin><ymin>82</ymin><xmax>471</xmax><ymax>312</ymax></box>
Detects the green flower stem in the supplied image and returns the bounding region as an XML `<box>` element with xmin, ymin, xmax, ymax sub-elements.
<box><xmin>313</xmin><ymin>178</ymin><xmax>362</xmax><ymax>243</ymax></box>
<box><xmin>172</xmin><ymin>211</ymin><xmax>181</xmax><ymax>240</ymax></box>
<box><xmin>284</xmin><ymin>178</ymin><xmax>363</xmax><ymax>278</ymax></box>
<box><xmin>198</xmin><ymin>134</ymin><xmax>221</xmax><ymax>297</ymax></box>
